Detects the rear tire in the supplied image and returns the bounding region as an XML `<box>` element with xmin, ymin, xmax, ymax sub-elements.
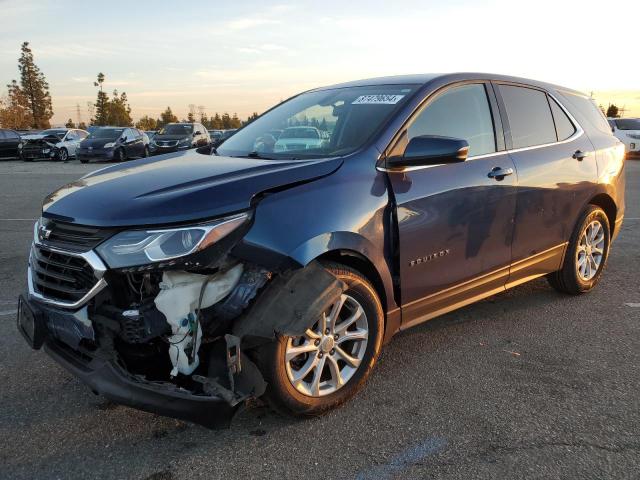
<box><xmin>255</xmin><ymin>263</ymin><xmax>384</xmax><ymax>416</ymax></box>
<box><xmin>547</xmin><ymin>205</ymin><xmax>610</xmax><ymax>295</ymax></box>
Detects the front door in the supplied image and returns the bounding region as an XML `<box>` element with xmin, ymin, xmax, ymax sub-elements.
<box><xmin>386</xmin><ymin>82</ymin><xmax>517</xmax><ymax>328</ymax></box>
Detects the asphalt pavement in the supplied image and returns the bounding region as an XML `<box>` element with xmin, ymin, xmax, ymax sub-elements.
<box><xmin>1</xmin><ymin>159</ymin><xmax>638</xmax><ymax>479</ymax></box>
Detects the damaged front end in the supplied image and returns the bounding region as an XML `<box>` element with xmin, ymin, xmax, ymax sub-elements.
<box><xmin>18</xmin><ymin>213</ymin><xmax>344</xmax><ymax>428</ymax></box>
<box><xmin>20</xmin><ymin>134</ymin><xmax>61</xmax><ymax>161</ymax></box>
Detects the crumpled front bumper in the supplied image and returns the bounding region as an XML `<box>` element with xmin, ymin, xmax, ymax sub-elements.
<box><xmin>17</xmin><ymin>295</ymin><xmax>239</xmax><ymax>429</ymax></box>
<box><xmin>44</xmin><ymin>338</ymin><xmax>238</xmax><ymax>428</ymax></box>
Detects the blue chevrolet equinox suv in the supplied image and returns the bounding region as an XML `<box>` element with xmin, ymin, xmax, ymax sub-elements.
<box><xmin>17</xmin><ymin>73</ymin><xmax>625</xmax><ymax>428</ymax></box>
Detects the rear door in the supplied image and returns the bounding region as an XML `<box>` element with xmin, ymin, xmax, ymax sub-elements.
<box><xmin>386</xmin><ymin>82</ymin><xmax>518</xmax><ymax>328</ymax></box>
<box><xmin>494</xmin><ymin>83</ymin><xmax>598</xmax><ymax>287</ymax></box>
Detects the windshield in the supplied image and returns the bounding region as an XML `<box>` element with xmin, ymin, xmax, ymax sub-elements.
<box><xmin>615</xmin><ymin>119</ymin><xmax>640</xmax><ymax>130</ymax></box>
<box><xmin>159</xmin><ymin>124</ymin><xmax>193</xmax><ymax>135</ymax></box>
<box><xmin>217</xmin><ymin>85</ymin><xmax>417</xmax><ymax>159</ymax></box>
<box><xmin>41</xmin><ymin>129</ymin><xmax>67</xmax><ymax>139</ymax></box>
<box><xmin>88</xmin><ymin>128</ymin><xmax>124</xmax><ymax>140</ymax></box>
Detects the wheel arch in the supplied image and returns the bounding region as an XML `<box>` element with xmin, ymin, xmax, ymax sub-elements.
<box><xmin>316</xmin><ymin>249</ymin><xmax>388</xmax><ymax>313</ymax></box>
<box><xmin>286</xmin><ymin>232</ymin><xmax>401</xmax><ymax>343</ymax></box>
<box><xmin>588</xmin><ymin>193</ymin><xmax>617</xmax><ymax>235</ymax></box>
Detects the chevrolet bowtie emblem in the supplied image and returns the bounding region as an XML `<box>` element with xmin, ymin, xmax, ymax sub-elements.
<box><xmin>38</xmin><ymin>225</ymin><xmax>52</xmax><ymax>241</ymax></box>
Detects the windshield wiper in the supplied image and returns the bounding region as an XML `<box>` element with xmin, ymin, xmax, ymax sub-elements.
<box><xmin>245</xmin><ymin>151</ymin><xmax>275</xmax><ymax>160</ymax></box>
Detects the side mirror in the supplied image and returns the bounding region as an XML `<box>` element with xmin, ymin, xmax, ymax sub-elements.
<box><xmin>194</xmin><ymin>131</ymin><xmax>201</xmax><ymax>136</ymax></box>
<box><xmin>388</xmin><ymin>135</ymin><xmax>469</xmax><ymax>169</ymax></box>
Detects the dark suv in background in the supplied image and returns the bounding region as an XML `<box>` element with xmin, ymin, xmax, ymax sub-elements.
<box><xmin>149</xmin><ymin>122</ymin><xmax>210</xmax><ymax>155</ymax></box>
<box><xmin>77</xmin><ymin>127</ymin><xmax>149</xmax><ymax>163</ymax></box>
<box><xmin>0</xmin><ymin>129</ymin><xmax>22</xmax><ymax>159</ymax></box>
<box><xmin>18</xmin><ymin>73</ymin><xmax>625</xmax><ymax>429</ymax></box>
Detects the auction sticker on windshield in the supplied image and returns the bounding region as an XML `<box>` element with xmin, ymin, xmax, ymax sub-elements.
<box><xmin>352</xmin><ymin>94</ymin><xmax>405</xmax><ymax>105</ymax></box>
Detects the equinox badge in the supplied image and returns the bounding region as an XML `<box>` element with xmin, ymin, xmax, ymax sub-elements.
<box><xmin>410</xmin><ymin>249</ymin><xmax>450</xmax><ymax>267</ymax></box>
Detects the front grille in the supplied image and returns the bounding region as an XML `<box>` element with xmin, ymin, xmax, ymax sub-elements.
<box><xmin>286</xmin><ymin>144</ymin><xmax>307</xmax><ymax>150</ymax></box>
<box><xmin>40</xmin><ymin>219</ymin><xmax>115</xmax><ymax>252</ymax></box>
<box><xmin>157</xmin><ymin>140</ymin><xmax>178</xmax><ymax>147</ymax></box>
<box><xmin>31</xmin><ymin>246</ymin><xmax>97</xmax><ymax>303</ymax></box>
<box><xmin>21</xmin><ymin>143</ymin><xmax>50</xmax><ymax>159</ymax></box>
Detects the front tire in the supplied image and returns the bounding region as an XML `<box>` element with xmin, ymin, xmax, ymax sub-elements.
<box><xmin>255</xmin><ymin>263</ymin><xmax>384</xmax><ymax>416</ymax></box>
<box><xmin>115</xmin><ymin>148</ymin><xmax>126</xmax><ymax>162</ymax></box>
<box><xmin>58</xmin><ymin>148</ymin><xmax>68</xmax><ymax>162</ymax></box>
<box><xmin>547</xmin><ymin>205</ymin><xmax>610</xmax><ymax>294</ymax></box>
<box><xmin>143</xmin><ymin>146</ymin><xmax>149</xmax><ymax>158</ymax></box>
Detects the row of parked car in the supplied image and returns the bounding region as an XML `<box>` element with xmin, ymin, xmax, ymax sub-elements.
<box><xmin>0</xmin><ymin>124</ymin><xmax>239</xmax><ymax>163</ymax></box>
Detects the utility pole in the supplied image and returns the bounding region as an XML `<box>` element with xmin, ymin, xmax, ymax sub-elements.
<box><xmin>197</xmin><ymin>105</ymin><xmax>206</xmax><ymax>122</ymax></box>
<box><xmin>76</xmin><ymin>103</ymin><xmax>83</xmax><ymax>126</ymax></box>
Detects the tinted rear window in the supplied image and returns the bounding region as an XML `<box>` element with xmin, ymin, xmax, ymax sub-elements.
<box><xmin>558</xmin><ymin>91</ymin><xmax>611</xmax><ymax>135</ymax></box>
<box><xmin>549</xmin><ymin>97</ymin><xmax>576</xmax><ymax>141</ymax></box>
<box><xmin>499</xmin><ymin>85</ymin><xmax>556</xmax><ymax>149</ymax></box>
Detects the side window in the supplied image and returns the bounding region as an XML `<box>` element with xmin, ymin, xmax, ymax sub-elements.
<box><xmin>408</xmin><ymin>84</ymin><xmax>496</xmax><ymax>157</ymax></box>
<box><xmin>548</xmin><ymin>97</ymin><xmax>576</xmax><ymax>141</ymax></box>
<box><xmin>0</xmin><ymin>131</ymin><xmax>6</xmax><ymax>140</ymax></box>
<box><xmin>78</xmin><ymin>131</ymin><xmax>88</xmax><ymax>139</ymax></box>
<box><xmin>498</xmin><ymin>85</ymin><xmax>556</xmax><ymax>149</ymax></box>
<box><xmin>559</xmin><ymin>91</ymin><xmax>611</xmax><ymax>136</ymax></box>
<box><xmin>65</xmin><ymin>131</ymin><xmax>78</xmax><ymax>141</ymax></box>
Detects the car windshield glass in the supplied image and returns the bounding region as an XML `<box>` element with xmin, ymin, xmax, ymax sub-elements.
<box><xmin>159</xmin><ymin>125</ymin><xmax>193</xmax><ymax>135</ymax></box>
<box><xmin>88</xmin><ymin>128</ymin><xmax>124</xmax><ymax>139</ymax></box>
<box><xmin>615</xmin><ymin>119</ymin><xmax>640</xmax><ymax>130</ymax></box>
<box><xmin>216</xmin><ymin>85</ymin><xmax>417</xmax><ymax>159</ymax></box>
<box><xmin>41</xmin><ymin>129</ymin><xmax>67</xmax><ymax>139</ymax></box>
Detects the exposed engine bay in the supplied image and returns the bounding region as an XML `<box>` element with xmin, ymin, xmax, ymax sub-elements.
<box><xmin>37</xmin><ymin>248</ymin><xmax>344</xmax><ymax>427</ymax></box>
<box><xmin>21</xmin><ymin>133</ymin><xmax>63</xmax><ymax>160</ymax></box>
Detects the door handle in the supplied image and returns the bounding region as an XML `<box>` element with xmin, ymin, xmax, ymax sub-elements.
<box><xmin>487</xmin><ymin>166</ymin><xmax>514</xmax><ymax>180</ymax></box>
<box><xmin>572</xmin><ymin>150</ymin><xmax>588</xmax><ymax>161</ymax></box>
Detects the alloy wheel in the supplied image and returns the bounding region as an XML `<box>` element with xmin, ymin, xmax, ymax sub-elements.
<box><xmin>576</xmin><ymin>220</ymin><xmax>605</xmax><ymax>281</ymax></box>
<box><xmin>285</xmin><ymin>294</ymin><xmax>369</xmax><ymax>397</ymax></box>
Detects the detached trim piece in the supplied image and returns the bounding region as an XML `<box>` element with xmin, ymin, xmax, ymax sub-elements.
<box><xmin>233</xmin><ymin>261</ymin><xmax>345</xmax><ymax>340</ymax></box>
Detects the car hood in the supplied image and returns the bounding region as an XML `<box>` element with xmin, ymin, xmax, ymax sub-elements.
<box><xmin>80</xmin><ymin>138</ymin><xmax>118</xmax><ymax>148</ymax></box>
<box><xmin>42</xmin><ymin>149</ymin><xmax>343</xmax><ymax>227</ymax></box>
<box><xmin>22</xmin><ymin>134</ymin><xmax>60</xmax><ymax>143</ymax></box>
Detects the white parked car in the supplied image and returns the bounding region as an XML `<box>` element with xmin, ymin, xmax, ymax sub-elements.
<box><xmin>274</xmin><ymin>126</ymin><xmax>328</xmax><ymax>153</ymax></box>
<box><xmin>21</xmin><ymin>128</ymin><xmax>89</xmax><ymax>161</ymax></box>
<box><xmin>608</xmin><ymin>118</ymin><xmax>640</xmax><ymax>158</ymax></box>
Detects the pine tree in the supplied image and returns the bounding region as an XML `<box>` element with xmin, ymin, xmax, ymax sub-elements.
<box><xmin>211</xmin><ymin>113</ymin><xmax>222</xmax><ymax>129</ymax></box>
<box><xmin>93</xmin><ymin>73</ymin><xmax>110</xmax><ymax>126</ymax></box>
<box><xmin>230</xmin><ymin>113</ymin><xmax>241</xmax><ymax>128</ymax></box>
<box><xmin>135</xmin><ymin>115</ymin><xmax>157</xmax><ymax>130</ymax></box>
<box><xmin>157</xmin><ymin>107</ymin><xmax>178</xmax><ymax>128</ymax></box>
<box><xmin>221</xmin><ymin>112</ymin><xmax>232</xmax><ymax>129</ymax></box>
<box><xmin>65</xmin><ymin>118</ymin><xmax>75</xmax><ymax>128</ymax></box>
<box><xmin>108</xmin><ymin>89</ymin><xmax>133</xmax><ymax>126</ymax></box>
<box><xmin>244</xmin><ymin>112</ymin><xmax>259</xmax><ymax>125</ymax></box>
<box><xmin>16</xmin><ymin>42</ymin><xmax>53</xmax><ymax>128</ymax></box>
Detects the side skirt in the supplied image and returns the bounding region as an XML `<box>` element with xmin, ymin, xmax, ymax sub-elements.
<box><xmin>399</xmin><ymin>243</ymin><xmax>567</xmax><ymax>332</ymax></box>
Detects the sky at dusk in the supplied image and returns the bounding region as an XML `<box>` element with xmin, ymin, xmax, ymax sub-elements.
<box><xmin>1</xmin><ymin>0</ymin><xmax>638</xmax><ymax>126</ymax></box>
